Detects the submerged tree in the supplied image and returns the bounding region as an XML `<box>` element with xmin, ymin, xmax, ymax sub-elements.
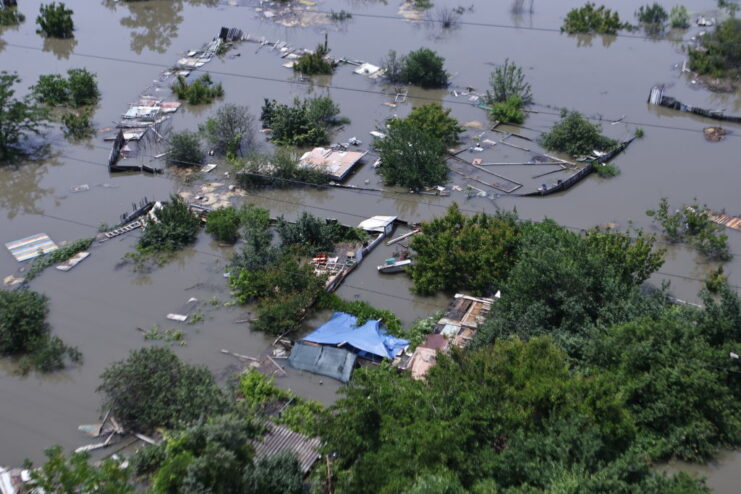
<box><xmin>561</xmin><ymin>3</ymin><xmax>627</xmax><ymax>34</ymax></box>
<box><xmin>199</xmin><ymin>104</ymin><xmax>254</xmax><ymax>157</ymax></box>
<box><xmin>540</xmin><ymin>109</ymin><xmax>617</xmax><ymax>155</ymax></box>
<box><xmin>0</xmin><ymin>72</ymin><xmax>48</xmax><ymax>162</ymax></box>
<box><xmin>36</xmin><ymin>2</ymin><xmax>74</xmax><ymax>38</ymax></box>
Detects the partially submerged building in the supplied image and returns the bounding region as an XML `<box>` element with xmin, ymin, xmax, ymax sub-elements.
<box><xmin>403</xmin><ymin>293</ymin><xmax>497</xmax><ymax>380</ymax></box>
<box><xmin>288</xmin><ymin>312</ymin><xmax>409</xmax><ymax>382</ymax></box>
<box><xmin>298</xmin><ymin>147</ymin><xmax>367</xmax><ymax>181</ymax></box>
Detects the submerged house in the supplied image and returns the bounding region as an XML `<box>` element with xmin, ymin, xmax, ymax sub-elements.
<box><xmin>288</xmin><ymin>312</ymin><xmax>409</xmax><ymax>382</ymax></box>
<box><xmin>298</xmin><ymin>147</ymin><xmax>367</xmax><ymax>181</ymax></box>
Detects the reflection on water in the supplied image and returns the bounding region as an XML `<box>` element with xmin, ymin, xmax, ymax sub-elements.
<box><xmin>0</xmin><ymin>161</ymin><xmax>54</xmax><ymax>219</ymax></box>
<box><xmin>42</xmin><ymin>37</ymin><xmax>78</xmax><ymax>60</ymax></box>
<box><xmin>569</xmin><ymin>32</ymin><xmax>617</xmax><ymax>48</ymax></box>
<box><xmin>104</xmin><ymin>0</ymin><xmax>185</xmax><ymax>54</ymax></box>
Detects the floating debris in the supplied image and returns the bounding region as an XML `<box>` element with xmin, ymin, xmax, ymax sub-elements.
<box><xmin>56</xmin><ymin>252</ymin><xmax>90</xmax><ymax>272</ymax></box>
<box><xmin>648</xmin><ymin>86</ymin><xmax>741</xmax><ymax>123</ymax></box>
<box><xmin>5</xmin><ymin>233</ymin><xmax>58</xmax><ymax>262</ymax></box>
<box><xmin>704</xmin><ymin>126</ymin><xmax>727</xmax><ymax>142</ymax></box>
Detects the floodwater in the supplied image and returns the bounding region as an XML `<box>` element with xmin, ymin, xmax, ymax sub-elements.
<box><xmin>0</xmin><ymin>0</ymin><xmax>739</xmax><ymax>489</ymax></box>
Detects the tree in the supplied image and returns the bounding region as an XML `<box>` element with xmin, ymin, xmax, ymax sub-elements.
<box><xmin>392</xmin><ymin>103</ymin><xmax>462</xmax><ymax>146</ymax></box>
<box><xmin>688</xmin><ymin>18</ymin><xmax>741</xmax><ymax>78</ymax></box>
<box><xmin>97</xmin><ymin>346</ymin><xmax>232</xmax><ymax>432</ymax></box>
<box><xmin>167</xmin><ymin>130</ymin><xmax>205</xmax><ymax>167</ymax></box>
<box><xmin>260</xmin><ymin>96</ymin><xmax>345</xmax><ymax>147</ymax></box>
<box><xmin>293</xmin><ymin>44</ymin><xmax>334</xmax><ymax>75</ymax></box>
<box><xmin>0</xmin><ymin>72</ymin><xmax>47</xmax><ymax>162</ymax></box>
<box><xmin>408</xmin><ymin>203</ymin><xmax>521</xmax><ymax>295</ymax></box>
<box><xmin>206</xmin><ymin>206</ymin><xmax>241</xmax><ymax>243</ymax></box>
<box><xmin>0</xmin><ymin>4</ymin><xmax>25</xmax><ymax>26</ymax></box>
<box><xmin>33</xmin><ymin>74</ymin><xmax>70</xmax><ymax>106</ymax></box>
<box><xmin>540</xmin><ymin>109</ymin><xmax>617</xmax><ymax>155</ymax></box>
<box><xmin>138</xmin><ymin>195</ymin><xmax>201</xmax><ymax>253</ymax></box>
<box><xmin>670</xmin><ymin>5</ymin><xmax>690</xmax><ymax>28</ymax></box>
<box><xmin>171</xmin><ymin>73</ymin><xmax>223</xmax><ymax>105</ymax></box>
<box><xmin>486</xmin><ymin>58</ymin><xmax>532</xmax><ymax>104</ymax></box>
<box><xmin>400</xmin><ymin>48</ymin><xmax>448</xmax><ymax>88</ymax></box>
<box><xmin>636</xmin><ymin>3</ymin><xmax>668</xmax><ymax>33</ymax></box>
<box><xmin>374</xmin><ymin>119</ymin><xmax>448</xmax><ymax>190</ymax></box>
<box><xmin>61</xmin><ymin>109</ymin><xmax>94</xmax><ymax>140</ymax></box>
<box><xmin>66</xmin><ymin>68</ymin><xmax>99</xmax><ymax>107</ymax></box>
<box><xmin>199</xmin><ymin>104</ymin><xmax>254</xmax><ymax>157</ymax></box>
<box><xmin>247</xmin><ymin>454</ymin><xmax>303</xmax><ymax>494</ymax></box>
<box><xmin>27</xmin><ymin>445</ymin><xmax>135</xmax><ymax>493</ymax></box>
<box><xmin>0</xmin><ymin>289</ymin><xmax>49</xmax><ymax>355</ymax></box>
<box><xmin>36</xmin><ymin>2</ymin><xmax>74</xmax><ymax>38</ymax></box>
<box><xmin>561</xmin><ymin>3</ymin><xmax>626</xmax><ymax>34</ymax></box>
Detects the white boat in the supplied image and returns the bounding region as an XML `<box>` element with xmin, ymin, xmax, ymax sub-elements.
<box><xmin>377</xmin><ymin>259</ymin><xmax>412</xmax><ymax>274</ymax></box>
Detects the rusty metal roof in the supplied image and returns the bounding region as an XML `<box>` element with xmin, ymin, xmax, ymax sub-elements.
<box><xmin>252</xmin><ymin>423</ymin><xmax>322</xmax><ymax>474</ymax></box>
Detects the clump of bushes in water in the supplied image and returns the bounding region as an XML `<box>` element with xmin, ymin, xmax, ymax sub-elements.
<box><xmin>485</xmin><ymin>59</ymin><xmax>532</xmax><ymax>124</ymax></box>
<box><xmin>276</xmin><ymin>211</ymin><xmax>369</xmax><ymax>256</ymax></box>
<box><xmin>0</xmin><ymin>289</ymin><xmax>81</xmax><ymax>374</ymax></box>
<box><xmin>167</xmin><ymin>130</ymin><xmax>205</xmax><ymax>167</ymax></box>
<box><xmin>317</xmin><ymin>293</ymin><xmax>403</xmax><ymax>335</ymax></box>
<box><xmin>540</xmin><ymin>109</ymin><xmax>617</xmax><ymax>156</ymax></box>
<box><xmin>260</xmin><ymin>96</ymin><xmax>347</xmax><ymax>147</ymax></box>
<box><xmin>669</xmin><ymin>5</ymin><xmax>690</xmax><ymax>29</ymax></box>
<box><xmin>233</xmin><ymin>147</ymin><xmax>331</xmax><ymax>189</ymax></box>
<box><xmin>293</xmin><ymin>44</ymin><xmax>335</xmax><ymax>75</ymax></box>
<box><xmin>593</xmin><ymin>162</ymin><xmax>620</xmax><ymax>178</ymax></box>
<box><xmin>36</xmin><ymin>2</ymin><xmax>74</xmax><ymax>38</ymax></box>
<box><xmin>171</xmin><ymin>73</ymin><xmax>224</xmax><ymax>105</ymax></box>
<box><xmin>383</xmin><ymin>48</ymin><xmax>448</xmax><ymax>88</ymax></box>
<box><xmin>205</xmin><ymin>206</ymin><xmax>241</xmax><ymax>244</ymax></box>
<box><xmin>646</xmin><ymin>197</ymin><xmax>731</xmax><ymax>261</ymax></box>
<box><xmin>25</xmin><ymin>237</ymin><xmax>94</xmax><ymax>281</ymax></box>
<box><xmin>0</xmin><ymin>5</ymin><xmax>25</xmax><ymax>25</ymax></box>
<box><xmin>61</xmin><ymin>109</ymin><xmax>94</xmax><ymax>140</ymax></box>
<box><xmin>33</xmin><ymin>68</ymin><xmax>100</xmax><ymax>107</ymax></box>
<box><xmin>636</xmin><ymin>3</ymin><xmax>668</xmax><ymax>31</ymax></box>
<box><xmin>199</xmin><ymin>103</ymin><xmax>254</xmax><ymax>157</ymax></box>
<box><xmin>688</xmin><ymin>18</ymin><xmax>741</xmax><ymax>79</ymax></box>
<box><xmin>561</xmin><ymin>2</ymin><xmax>628</xmax><ymax>34</ymax></box>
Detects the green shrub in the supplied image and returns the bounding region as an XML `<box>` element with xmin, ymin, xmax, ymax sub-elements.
<box><xmin>490</xmin><ymin>95</ymin><xmax>526</xmax><ymax>124</ymax></box>
<box><xmin>561</xmin><ymin>3</ymin><xmax>627</xmax><ymax>34</ymax></box>
<box><xmin>293</xmin><ymin>44</ymin><xmax>334</xmax><ymax>75</ymax></box>
<box><xmin>171</xmin><ymin>73</ymin><xmax>223</xmax><ymax>105</ymax></box>
<box><xmin>33</xmin><ymin>74</ymin><xmax>70</xmax><ymax>106</ymax></box>
<box><xmin>234</xmin><ymin>148</ymin><xmax>330</xmax><ymax>188</ymax></box>
<box><xmin>636</xmin><ymin>3</ymin><xmax>668</xmax><ymax>33</ymax></box>
<box><xmin>36</xmin><ymin>2</ymin><xmax>74</xmax><ymax>38</ymax></box>
<box><xmin>486</xmin><ymin>58</ymin><xmax>532</xmax><ymax>104</ymax></box>
<box><xmin>61</xmin><ymin>109</ymin><xmax>94</xmax><ymax>140</ymax></box>
<box><xmin>199</xmin><ymin>104</ymin><xmax>254</xmax><ymax>157</ymax></box>
<box><xmin>318</xmin><ymin>293</ymin><xmax>403</xmax><ymax>335</ymax></box>
<box><xmin>669</xmin><ymin>5</ymin><xmax>690</xmax><ymax>29</ymax></box>
<box><xmin>25</xmin><ymin>237</ymin><xmax>94</xmax><ymax>281</ymax></box>
<box><xmin>392</xmin><ymin>103</ymin><xmax>463</xmax><ymax>146</ymax></box>
<box><xmin>0</xmin><ymin>6</ymin><xmax>25</xmax><ymax>26</ymax></box>
<box><xmin>138</xmin><ymin>194</ymin><xmax>201</xmax><ymax>253</ymax></box>
<box><xmin>400</xmin><ymin>48</ymin><xmax>448</xmax><ymax>88</ymax></box>
<box><xmin>206</xmin><ymin>207</ymin><xmax>241</xmax><ymax>243</ymax></box>
<box><xmin>540</xmin><ymin>109</ymin><xmax>617</xmax><ymax>156</ymax></box>
<box><xmin>688</xmin><ymin>18</ymin><xmax>741</xmax><ymax>78</ymax></box>
<box><xmin>167</xmin><ymin>130</ymin><xmax>205</xmax><ymax>167</ymax></box>
<box><xmin>259</xmin><ymin>96</ymin><xmax>345</xmax><ymax>147</ymax></box>
<box><xmin>594</xmin><ymin>162</ymin><xmax>620</xmax><ymax>178</ymax></box>
<box><xmin>66</xmin><ymin>68</ymin><xmax>99</xmax><ymax>107</ymax></box>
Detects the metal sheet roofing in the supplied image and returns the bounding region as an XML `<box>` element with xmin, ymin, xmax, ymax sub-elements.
<box><xmin>252</xmin><ymin>423</ymin><xmax>322</xmax><ymax>474</ymax></box>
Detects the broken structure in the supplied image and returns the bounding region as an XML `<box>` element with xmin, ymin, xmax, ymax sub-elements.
<box><xmin>299</xmin><ymin>147</ymin><xmax>368</xmax><ymax>181</ymax></box>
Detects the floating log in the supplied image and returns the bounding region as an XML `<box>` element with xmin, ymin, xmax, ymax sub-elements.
<box><xmin>220</xmin><ymin>349</ymin><xmax>258</xmax><ymax>361</ymax></box>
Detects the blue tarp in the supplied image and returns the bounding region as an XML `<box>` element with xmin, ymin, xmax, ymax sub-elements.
<box><xmin>302</xmin><ymin>312</ymin><xmax>409</xmax><ymax>360</ymax></box>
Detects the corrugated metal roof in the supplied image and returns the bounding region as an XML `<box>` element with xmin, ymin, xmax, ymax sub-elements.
<box><xmin>252</xmin><ymin>423</ymin><xmax>322</xmax><ymax>474</ymax></box>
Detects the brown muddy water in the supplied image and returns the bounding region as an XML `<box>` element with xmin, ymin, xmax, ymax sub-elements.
<box><xmin>0</xmin><ymin>0</ymin><xmax>740</xmax><ymax>489</ymax></box>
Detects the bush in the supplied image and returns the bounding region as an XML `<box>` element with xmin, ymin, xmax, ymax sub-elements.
<box><xmin>561</xmin><ymin>3</ymin><xmax>627</xmax><ymax>34</ymax></box>
<box><xmin>206</xmin><ymin>207</ymin><xmax>241</xmax><ymax>243</ymax></box>
<box><xmin>383</xmin><ymin>48</ymin><xmax>448</xmax><ymax>88</ymax></box>
<box><xmin>392</xmin><ymin>103</ymin><xmax>463</xmax><ymax>146</ymax></box>
<box><xmin>490</xmin><ymin>95</ymin><xmax>526</xmax><ymax>124</ymax></box>
<box><xmin>33</xmin><ymin>74</ymin><xmax>69</xmax><ymax>106</ymax></box>
<box><xmin>61</xmin><ymin>109</ymin><xmax>94</xmax><ymax>140</ymax></box>
<box><xmin>374</xmin><ymin>119</ymin><xmax>448</xmax><ymax>190</ymax></box>
<box><xmin>636</xmin><ymin>3</ymin><xmax>668</xmax><ymax>26</ymax></box>
<box><xmin>235</xmin><ymin>148</ymin><xmax>330</xmax><ymax>188</ymax></box>
<box><xmin>167</xmin><ymin>130</ymin><xmax>205</xmax><ymax>167</ymax></box>
<box><xmin>540</xmin><ymin>109</ymin><xmax>617</xmax><ymax>156</ymax></box>
<box><xmin>171</xmin><ymin>73</ymin><xmax>223</xmax><ymax>105</ymax></box>
<box><xmin>486</xmin><ymin>58</ymin><xmax>532</xmax><ymax>104</ymax></box>
<box><xmin>0</xmin><ymin>72</ymin><xmax>48</xmax><ymax>162</ymax></box>
<box><xmin>66</xmin><ymin>68</ymin><xmax>99</xmax><ymax>107</ymax></box>
<box><xmin>138</xmin><ymin>195</ymin><xmax>201</xmax><ymax>253</ymax></box>
<box><xmin>594</xmin><ymin>162</ymin><xmax>620</xmax><ymax>178</ymax></box>
<box><xmin>36</xmin><ymin>2</ymin><xmax>74</xmax><ymax>38</ymax></box>
<box><xmin>0</xmin><ymin>6</ymin><xmax>25</xmax><ymax>26</ymax></box>
<box><xmin>260</xmin><ymin>96</ymin><xmax>345</xmax><ymax>147</ymax></box>
<box><xmin>318</xmin><ymin>293</ymin><xmax>403</xmax><ymax>335</ymax></box>
<box><xmin>293</xmin><ymin>44</ymin><xmax>334</xmax><ymax>75</ymax></box>
<box><xmin>25</xmin><ymin>237</ymin><xmax>94</xmax><ymax>281</ymax></box>
<box><xmin>199</xmin><ymin>104</ymin><xmax>254</xmax><ymax>157</ymax></box>
<box><xmin>669</xmin><ymin>5</ymin><xmax>690</xmax><ymax>29</ymax></box>
<box><xmin>97</xmin><ymin>346</ymin><xmax>232</xmax><ymax>432</ymax></box>
<box><xmin>688</xmin><ymin>18</ymin><xmax>741</xmax><ymax>78</ymax></box>
<box><xmin>276</xmin><ymin>211</ymin><xmax>367</xmax><ymax>255</ymax></box>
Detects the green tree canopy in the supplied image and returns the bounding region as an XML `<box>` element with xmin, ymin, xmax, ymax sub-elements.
<box><xmin>374</xmin><ymin>119</ymin><xmax>448</xmax><ymax>190</ymax></box>
<box><xmin>97</xmin><ymin>346</ymin><xmax>232</xmax><ymax>432</ymax></box>
<box><xmin>390</xmin><ymin>103</ymin><xmax>463</xmax><ymax>146</ymax></box>
<box><xmin>0</xmin><ymin>72</ymin><xmax>47</xmax><ymax>162</ymax></box>
<box><xmin>408</xmin><ymin>203</ymin><xmax>520</xmax><ymax>295</ymax></box>
<box><xmin>36</xmin><ymin>2</ymin><xmax>74</xmax><ymax>38</ymax></box>
<box><xmin>199</xmin><ymin>103</ymin><xmax>254</xmax><ymax>157</ymax></box>
<box><xmin>540</xmin><ymin>109</ymin><xmax>617</xmax><ymax>155</ymax></box>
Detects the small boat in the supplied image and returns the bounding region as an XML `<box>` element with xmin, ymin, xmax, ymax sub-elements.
<box><xmin>377</xmin><ymin>258</ymin><xmax>412</xmax><ymax>274</ymax></box>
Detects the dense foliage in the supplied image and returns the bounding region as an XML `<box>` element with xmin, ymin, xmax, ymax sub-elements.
<box><xmin>321</xmin><ymin>337</ymin><xmax>710</xmax><ymax>493</ymax></box>
<box><xmin>97</xmin><ymin>346</ymin><xmax>232</xmax><ymax>433</ymax></box>
<box><xmin>318</xmin><ymin>293</ymin><xmax>404</xmax><ymax>335</ymax></box>
<box><xmin>0</xmin><ymin>289</ymin><xmax>81</xmax><ymax>373</ymax></box>
<box><xmin>561</xmin><ymin>2</ymin><xmax>627</xmax><ymax>34</ymax></box>
<box><xmin>260</xmin><ymin>96</ymin><xmax>345</xmax><ymax>147</ymax></box>
<box><xmin>669</xmin><ymin>5</ymin><xmax>690</xmax><ymax>29</ymax></box>
<box><xmin>167</xmin><ymin>130</ymin><xmax>205</xmax><ymax>167</ymax></box>
<box><xmin>61</xmin><ymin>109</ymin><xmax>94</xmax><ymax>139</ymax></box>
<box><xmin>688</xmin><ymin>18</ymin><xmax>741</xmax><ymax>78</ymax></box>
<box><xmin>171</xmin><ymin>73</ymin><xmax>224</xmax><ymax>105</ymax></box>
<box><xmin>485</xmin><ymin>58</ymin><xmax>532</xmax><ymax>104</ymax></box>
<box><xmin>636</xmin><ymin>3</ymin><xmax>668</xmax><ymax>31</ymax></box>
<box><xmin>276</xmin><ymin>211</ymin><xmax>368</xmax><ymax>256</ymax></box>
<box><xmin>206</xmin><ymin>206</ymin><xmax>242</xmax><ymax>243</ymax></box>
<box><xmin>36</xmin><ymin>2</ymin><xmax>74</xmax><ymax>38</ymax></box>
<box><xmin>489</xmin><ymin>95</ymin><xmax>526</xmax><ymax>124</ymax></box>
<box><xmin>0</xmin><ymin>72</ymin><xmax>48</xmax><ymax>162</ymax></box>
<box><xmin>540</xmin><ymin>109</ymin><xmax>618</xmax><ymax>155</ymax></box>
<box><xmin>647</xmin><ymin>197</ymin><xmax>731</xmax><ymax>261</ymax></box>
<box><xmin>199</xmin><ymin>103</ymin><xmax>254</xmax><ymax>157</ymax></box>
<box><xmin>25</xmin><ymin>237</ymin><xmax>94</xmax><ymax>281</ymax></box>
<box><xmin>408</xmin><ymin>203</ymin><xmax>521</xmax><ymax>296</ymax></box>
<box><xmin>390</xmin><ymin>103</ymin><xmax>462</xmax><ymax>146</ymax></box>
<box><xmin>293</xmin><ymin>44</ymin><xmax>335</xmax><ymax>75</ymax></box>
<box><xmin>0</xmin><ymin>5</ymin><xmax>25</xmax><ymax>26</ymax></box>
<box><xmin>137</xmin><ymin>195</ymin><xmax>201</xmax><ymax>253</ymax></box>
<box><xmin>383</xmin><ymin>48</ymin><xmax>448</xmax><ymax>88</ymax></box>
<box><xmin>374</xmin><ymin>119</ymin><xmax>448</xmax><ymax>190</ymax></box>
<box><xmin>234</xmin><ymin>147</ymin><xmax>330</xmax><ymax>188</ymax></box>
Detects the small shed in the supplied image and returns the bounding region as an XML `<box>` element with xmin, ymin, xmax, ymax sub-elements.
<box><xmin>357</xmin><ymin>216</ymin><xmax>396</xmax><ymax>236</ymax></box>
